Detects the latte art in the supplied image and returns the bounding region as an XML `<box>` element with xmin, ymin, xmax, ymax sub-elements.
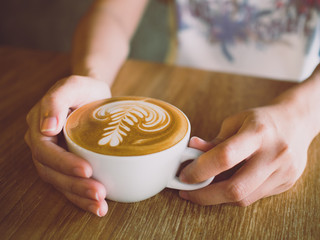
<box><xmin>93</xmin><ymin>101</ymin><xmax>171</xmax><ymax>147</ymax></box>
<box><xmin>65</xmin><ymin>96</ymin><xmax>189</xmax><ymax>156</ymax></box>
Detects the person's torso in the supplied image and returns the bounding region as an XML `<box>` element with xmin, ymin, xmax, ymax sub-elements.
<box><xmin>175</xmin><ymin>0</ymin><xmax>320</xmax><ymax>81</ymax></box>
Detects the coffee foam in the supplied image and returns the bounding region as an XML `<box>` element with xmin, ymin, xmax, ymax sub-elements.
<box><xmin>65</xmin><ymin>96</ymin><xmax>189</xmax><ymax>156</ymax></box>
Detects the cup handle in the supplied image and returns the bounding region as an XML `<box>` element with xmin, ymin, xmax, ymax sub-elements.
<box><xmin>166</xmin><ymin>147</ymin><xmax>214</xmax><ymax>191</ymax></box>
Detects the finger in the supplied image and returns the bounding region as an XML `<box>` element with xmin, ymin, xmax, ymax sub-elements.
<box><xmin>234</xmin><ymin>172</ymin><xmax>294</xmax><ymax>207</ymax></box>
<box><xmin>219</xmin><ymin>152</ymin><xmax>276</xmax><ymax>203</ymax></box>
<box><xmin>33</xmin><ymin>138</ymin><xmax>92</xmax><ymax>178</ymax></box>
<box><xmin>24</xmin><ymin>130</ymin><xmax>31</xmax><ymax>147</ymax></box>
<box><xmin>188</xmin><ymin>136</ymin><xmax>218</xmax><ymax>152</ymax></box>
<box><xmin>179</xmin><ymin>157</ymin><xmax>270</xmax><ymax>206</ymax></box>
<box><xmin>188</xmin><ymin>114</ymin><xmax>246</xmax><ymax>152</ymax></box>
<box><xmin>61</xmin><ymin>190</ymin><xmax>108</xmax><ymax>217</ymax></box>
<box><xmin>216</xmin><ymin>112</ymin><xmax>247</xmax><ymax>140</ymax></box>
<box><xmin>233</xmin><ymin>181</ymin><xmax>277</xmax><ymax>207</ymax></box>
<box><xmin>33</xmin><ymin>160</ymin><xmax>106</xmax><ymax>201</ymax></box>
<box><xmin>238</xmin><ymin>155</ymin><xmax>302</xmax><ymax>206</ymax></box>
<box><xmin>180</xmin><ymin>126</ymin><xmax>263</xmax><ymax>184</ymax></box>
<box><xmin>179</xmin><ymin>174</ymin><xmax>284</xmax><ymax>207</ymax></box>
<box><xmin>231</xmin><ymin>143</ymin><xmax>300</xmax><ymax>206</ymax></box>
<box><xmin>179</xmin><ymin>181</ymin><xmax>227</xmax><ymax>206</ymax></box>
<box><xmin>27</xmin><ymin>104</ymin><xmax>92</xmax><ymax>177</ymax></box>
<box><xmin>40</xmin><ymin>76</ymin><xmax>111</xmax><ymax>136</ymax></box>
<box><xmin>179</xmin><ymin>150</ymin><xmax>286</xmax><ymax>206</ymax></box>
<box><xmin>26</xmin><ymin>102</ymin><xmax>58</xmax><ymax>144</ymax></box>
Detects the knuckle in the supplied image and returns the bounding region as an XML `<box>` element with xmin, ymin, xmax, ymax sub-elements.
<box><xmin>42</xmin><ymin>78</ymin><xmax>70</xmax><ymax>104</ymax></box>
<box><xmin>190</xmin><ymin>171</ymin><xmax>204</xmax><ymax>183</ymax></box>
<box><xmin>51</xmin><ymin>77</ymin><xmax>68</xmax><ymax>89</ymax></box>
<box><xmin>282</xmin><ymin>178</ymin><xmax>297</xmax><ymax>191</ymax></box>
<box><xmin>286</xmin><ymin>157</ymin><xmax>305</xmax><ymax>180</ymax></box>
<box><xmin>32</xmin><ymin>147</ymin><xmax>42</xmax><ymax>164</ymax></box>
<box><xmin>221</xmin><ymin>115</ymin><xmax>234</xmax><ymax>128</ymax></box>
<box><xmin>64</xmin><ymin>75</ymin><xmax>83</xmax><ymax>86</ymax></box>
<box><xmin>276</xmin><ymin>148</ymin><xmax>304</xmax><ymax>184</ymax></box>
<box><xmin>246</xmin><ymin>111</ymin><xmax>274</xmax><ymax>136</ymax></box>
<box><xmin>195</xmin><ymin>198</ymin><xmax>209</xmax><ymax>206</ymax></box>
<box><xmin>24</xmin><ymin>132</ymin><xmax>30</xmax><ymax>146</ymax></box>
<box><xmin>42</xmin><ymin>76</ymin><xmax>82</xmax><ymax>110</ymax></box>
<box><xmin>48</xmin><ymin>153</ymin><xmax>67</xmax><ymax>175</ymax></box>
<box><xmin>41</xmin><ymin>93</ymin><xmax>56</xmax><ymax>107</ymax></box>
<box><xmin>226</xmin><ymin>182</ymin><xmax>247</xmax><ymax>202</ymax></box>
<box><xmin>26</xmin><ymin>112</ymin><xmax>31</xmax><ymax>124</ymax></box>
<box><xmin>237</xmin><ymin>198</ymin><xmax>253</xmax><ymax>207</ymax></box>
<box><xmin>32</xmin><ymin>147</ymin><xmax>52</xmax><ymax>173</ymax></box>
<box><xmin>26</xmin><ymin>105</ymin><xmax>37</xmax><ymax>125</ymax></box>
<box><xmin>255</xmin><ymin>122</ymin><xmax>268</xmax><ymax>135</ymax></box>
<box><xmin>187</xmin><ymin>192</ymin><xmax>209</xmax><ymax>206</ymax></box>
<box><xmin>271</xmin><ymin>143</ymin><xmax>293</xmax><ymax>168</ymax></box>
<box><xmin>39</xmin><ymin>170</ymin><xmax>49</xmax><ymax>183</ymax></box>
<box><xmin>251</xmin><ymin>121</ymin><xmax>272</xmax><ymax>139</ymax></box>
<box><xmin>216</xmin><ymin>144</ymin><xmax>235</xmax><ymax>169</ymax></box>
<box><xmin>67</xmin><ymin>181</ymin><xmax>78</xmax><ymax>194</ymax></box>
<box><xmin>35</xmin><ymin>161</ymin><xmax>50</xmax><ymax>183</ymax></box>
<box><xmin>187</xmin><ymin>160</ymin><xmax>208</xmax><ymax>183</ymax></box>
<box><xmin>280</xmin><ymin>142</ymin><xmax>290</xmax><ymax>154</ymax></box>
<box><xmin>287</xmin><ymin>163</ymin><xmax>300</xmax><ymax>179</ymax></box>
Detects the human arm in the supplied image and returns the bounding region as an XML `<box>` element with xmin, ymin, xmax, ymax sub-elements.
<box><xmin>24</xmin><ymin>0</ymin><xmax>148</xmax><ymax>216</ymax></box>
<box><xmin>179</xmin><ymin>64</ymin><xmax>320</xmax><ymax>206</ymax></box>
<box><xmin>71</xmin><ymin>0</ymin><xmax>148</xmax><ymax>83</ymax></box>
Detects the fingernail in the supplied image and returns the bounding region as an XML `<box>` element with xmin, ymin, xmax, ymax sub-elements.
<box><xmin>192</xmin><ymin>136</ymin><xmax>206</xmax><ymax>144</ymax></box>
<box><xmin>84</xmin><ymin>168</ymin><xmax>92</xmax><ymax>178</ymax></box>
<box><xmin>88</xmin><ymin>205</ymin><xmax>101</xmax><ymax>217</ymax></box>
<box><xmin>189</xmin><ymin>136</ymin><xmax>198</xmax><ymax>145</ymax></box>
<box><xmin>74</xmin><ymin>167</ymin><xmax>85</xmax><ymax>177</ymax></box>
<box><xmin>190</xmin><ymin>136</ymin><xmax>197</xmax><ymax>141</ymax></box>
<box><xmin>95</xmin><ymin>192</ymin><xmax>100</xmax><ymax>201</ymax></box>
<box><xmin>86</xmin><ymin>190</ymin><xmax>100</xmax><ymax>201</ymax></box>
<box><xmin>41</xmin><ymin>117</ymin><xmax>57</xmax><ymax>132</ymax></box>
<box><xmin>99</xmin><ymin>203</ymin><xmax>108</xmax><ymax>217</ymax></box>
<box><xmin>74</xmin><ymin>167</ymin><xmax>91</xmax><ymax>178</ymax></box>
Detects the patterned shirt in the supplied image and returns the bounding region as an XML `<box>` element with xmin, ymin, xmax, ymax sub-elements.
<box><xmin>175</xmin><ymin>0</ymin><xmax>320</xmax><ymax>81</ymax></box>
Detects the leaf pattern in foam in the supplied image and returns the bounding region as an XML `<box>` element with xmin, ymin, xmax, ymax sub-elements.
<box><xmin>92</xmin><ymin>100</ymin><xmax>170</xmax><ymax>147</ymax></box>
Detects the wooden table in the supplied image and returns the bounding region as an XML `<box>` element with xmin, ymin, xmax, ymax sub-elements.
<box><xmin>0</xmin><ymin>46</ymin><xmax>319</xmax><ymax>239</ymax></box>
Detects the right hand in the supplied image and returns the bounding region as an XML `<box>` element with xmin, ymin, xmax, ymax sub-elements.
<box><xmin>25</xmin><ymin>75</ymin><xmax>111</xmax><ymax>217</ymax></box>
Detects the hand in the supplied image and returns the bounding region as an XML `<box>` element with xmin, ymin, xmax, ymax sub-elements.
<box><xmin>25</xmin><ymin>75</ymin><xmax>111</xmax><ymax>216</ymax></box>
<box><xmin>179</xmin><ymin>103</ymin><xmax>314</xmax><ymax>206</ymax></box>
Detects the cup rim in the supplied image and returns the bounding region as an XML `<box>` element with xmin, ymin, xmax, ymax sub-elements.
<box><xmin>63</xmin><ymin>96</ymin><xmax>191</xmax><ymax>158</ymax></box>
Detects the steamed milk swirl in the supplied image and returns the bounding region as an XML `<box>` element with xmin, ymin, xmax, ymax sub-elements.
<box><xmin>65</xmin><ymin>97</ymin><xmax>188</xmax><ymax>156</ymax></box>
<box><xmin>93</xmin><ymin>101</ymin><xmax>170</xmax><ymax>147</ymax></box>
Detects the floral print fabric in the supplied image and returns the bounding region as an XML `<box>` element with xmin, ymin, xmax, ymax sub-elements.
<box><xmin>176</xmin><ymin>0</ymin><xmax>320</xmax><ymax>81</ymax></box>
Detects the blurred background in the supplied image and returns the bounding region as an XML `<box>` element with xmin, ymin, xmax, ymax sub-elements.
<box><xmin>0</xmin><ymin>0</ymin><xmax>171</xmax><ymax>62</ymax></box>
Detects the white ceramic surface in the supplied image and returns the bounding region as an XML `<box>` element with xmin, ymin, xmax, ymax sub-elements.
<box><xmin>64</xmin><ymin>104</ymin><xmax>214</xmax><ymax>203</ymax></box>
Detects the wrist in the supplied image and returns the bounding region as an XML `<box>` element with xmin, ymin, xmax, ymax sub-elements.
<box><xmin>71</xmin><ymin>51</ymin><xmax>128</xmax><ymax>85</ymax></box>
<box><xmin>272</xmin><ymin>69</ymin><xmax>320</xmax><ymax>141</ymax></box>
<box><xmin>72</xmin><ymin>64</ymin><xmax>102</xmax><ymax>81</ymax></box>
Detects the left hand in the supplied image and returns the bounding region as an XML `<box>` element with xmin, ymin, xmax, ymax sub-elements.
<box><xmin>179</xmin><ymin>103</ymin><xmax>314</xmax><ymax>206</ymax></box>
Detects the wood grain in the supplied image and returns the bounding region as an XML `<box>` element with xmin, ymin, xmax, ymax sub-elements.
<box><xmin>0</xmin><ymin>46</ymin><xmax>319</xmax><ymax>239</ymax></box>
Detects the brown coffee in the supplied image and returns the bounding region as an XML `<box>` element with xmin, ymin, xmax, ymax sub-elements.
<box><xmin>65</xmin><ymin>96</ymin><xmax>189</xmax><ymax>156</ymax></box>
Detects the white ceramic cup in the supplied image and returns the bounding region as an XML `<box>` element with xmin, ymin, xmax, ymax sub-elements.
<box><xmin>64</xmin><ymin>101</ymin><xmax>214</xmax><ymax>203</ymax></box>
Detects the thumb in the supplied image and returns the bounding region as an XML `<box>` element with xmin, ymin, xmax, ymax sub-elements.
<box><xmin>39</xmin><ymin>75</ymin><xmax>111</xmax><ymax>136</ymax></box>
<box><xmin>40</xmin><ymin>102</ymin><xmax>70</xmax><ymax>137</ymax></box>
